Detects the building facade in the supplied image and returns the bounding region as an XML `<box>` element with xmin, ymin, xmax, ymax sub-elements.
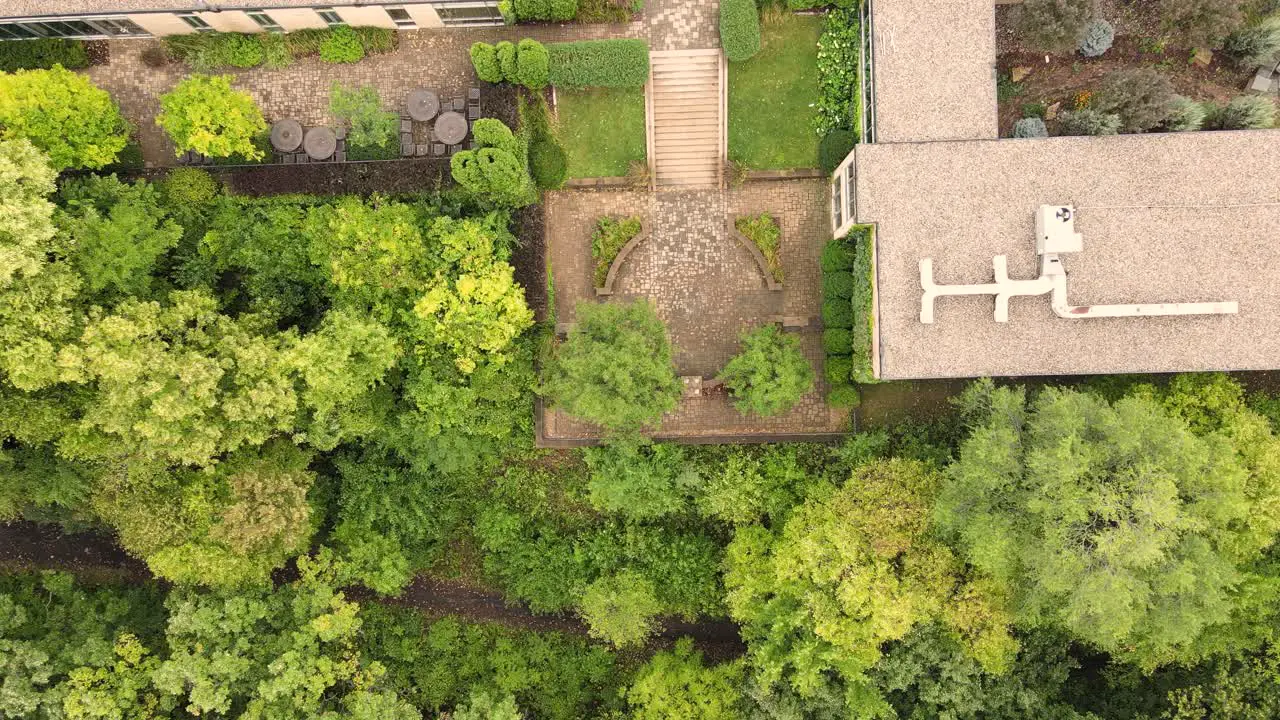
<box><xmin>0</xmin><ymin>1</ymin><xmax>504</xmax><ymax>40</ymax></box>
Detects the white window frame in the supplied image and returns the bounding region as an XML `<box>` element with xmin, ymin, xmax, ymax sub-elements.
<box><xmin>430</xmin><ymin>1</ymin><xmax>504</xmax><ymax>27</ymax></box>
<box><xmin>246</xmin><ymin>10</ymin><xmax>284</xmax><ymax>32</ymax></box>
<box><xmin>176</xmin><ymin>12</ymin><xmax>214</xmax><ymax>31</ymax></box>
<box><xmin>831</xmin><ymin>146</ymin><xmax>858</xmax><ymax>238</ymax></box>
<box><xmin>383</xmin><ymin>5</ymin><xmax>418</xmax><ymax>28</ymax></box>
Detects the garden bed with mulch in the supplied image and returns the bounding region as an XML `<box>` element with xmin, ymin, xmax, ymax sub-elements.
<box><xmin>995</xmin><ymin>3</ymin><xmax>1253</xmax><ymax>136</ymax></box>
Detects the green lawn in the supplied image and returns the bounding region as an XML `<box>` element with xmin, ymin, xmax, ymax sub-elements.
<box><xmin>555</xmin><ymin>86</ymin><xmax>647</xmax><ymax>179</ymax></box>
<box><xmin>728</xmin><ymin>13</ymin><xmax>823</xmax><ymax>170</ymax></box>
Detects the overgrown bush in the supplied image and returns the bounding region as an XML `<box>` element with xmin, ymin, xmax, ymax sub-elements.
<box><xmin>1014</xmin><ymin>0</ymin><xmax>1097</xmax><ymax>54</ymax></box>
<box><xmin>541</xmin><ymin>300</ymin><xmax>682</xmax><ymax>431</ymax></box>
<box><xmin>157</xmin><ymin>74</ymin><xmax>268</xmax><ymax>160</ymax></box>
<box><xmin>1224</xmin><ymin>16</ymin><xmax>1280</xmax><ymax>67</ymax></box>
<box><xmin>1013</xmin><ymin>117</ymin><xmax>1049</xmax><ymax>138</ymax></box>
<box><xmin>1163</xmin><ymin>95</ymin><xmax>1206</xmax><ymax>131</ymax></box>
<box><xmin>224</xmin><ymin>33</ymin><xmax>265</xmax><ymax>68</ymax></box>
<box><xmin>719</xmin><ymin>325</ymin><xmax>816</xmax><ymax>417</ymax></box>
<box><xmin>329</xmin><ymin>84</ymin><xmax>398</xmax><ymax>160</ymax></box>
<box><xmin>815</xmin><ymin>8</ymin><xmax>862</xmax><ymax>137</ymax></box>
<box><xmin>0</xmin><ymin>66</ymin><xmax>129</xmax><ymax>170</ymax></box>
<box><xmin>583</xmin><ymin>439</ymin><xmax>695</xmax><ymax>518</ymax></box>
<box><xmin>735</xmin><ymin>213</ymin><xmax>782</xmax><ymax>283</ymax></box>
<box><xmin>1158</xmin><ymin>0</ymin><xmax>1245</xmax><ymax>49</ymax></box>
<box><xmin>823</xmin><ymin>328</ymin><xmax>853</xmax><ymax>354</ymax></box>
<box><xmin>721</xmin><ymin>0</ymin><xmax>762</xmax><ymax>62</ymax></box>
<box><xmin>1077</xmin><ymin>18</ymin><xmax>1115</xmax><ymax>57</ymax></box>
<box><xmin>1057</xmin><ymin>108</ymin><xmax>1121</xmax><ymax>135</ymax></box>
<box><xmin>0</xmin><ymin>38</ymin><xmax>89</xmax><ymax>72</ymax></box>
<box><xmin>592</xmin><ymin>216</ymin><xmax>643</xmax><ymax>287</ymax></box>
<box><xmin>548</xmin><ymin>39</ymin><xmax>650</xmax><ymax>88</ymax></box>
<box><xmin>516</xmin><ymin>39</ymin><xmax>550</xmax><ymax>89</ymax></box>
<box><xmin>471</xmin><ymin>42</ymin><xmax>502</xmax><ymax>83</ymax></box>
<box><xmin>450</xmin><ymin>119</ymin><xmax>537</xmax><ymax>207</ymax></box>
<box><xmin>260</xmin><ymin>33</ymin><xmax>292</xmax><ymax>69</ymax></box>
<box><xmin>1093</xmin><ymin>67</ymin><xmax>1177</xmax><ymax>132</ymax></box>
<box><xmin>514</xmin><ymin>0</ymin><xmax>577</xmax><ymax>21</ymax></box>
<box><xmin>319</xmin><ymin>25</ymin><xmax>365</xmax><ymax>64</ymax></box>
<box><xmin>818</xmin><ymin>129</ymin><xmax>857</xmax><ymax>173</ymax></box>
<box><xmin>1208</xmin><ymin>94</ymin><xmax>1276</xmax><ymax>129</ymax></box>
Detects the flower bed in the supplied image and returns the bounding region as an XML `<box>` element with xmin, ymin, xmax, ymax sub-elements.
<box><xmin>734</xmin><ymin>213</ymin><xmax>782</xmax><ymax>283</ymax></box>
<box><xmin>592</xmin><ymin>215</ymin><xmax>643</xmax><ymax>288</ymax></box>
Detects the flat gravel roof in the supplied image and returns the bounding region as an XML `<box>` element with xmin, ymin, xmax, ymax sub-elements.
<box><xmin>871</xmin><ymin>0</ymin><xmax>998</xmax><ymax>143</ymax></box>
<box><xmin>856</xmin><ymin>130</ymin><xmax>1280</xmax><ymax>380</ymax></box>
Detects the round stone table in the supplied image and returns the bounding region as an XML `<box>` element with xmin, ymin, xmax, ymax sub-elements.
<box><xmin>303</xmin><ymin>127</ymin><xmax>337</xmax><ymax>160</ymax></box>
<box><xmin>270</xmin><ymin>118</ymin><xmax>303</xmax><ymax>153</ymax></box>
<box><xmin>434</xmin><ymin>111</ymin><xmax>468</xmax><ymax>145</ymax></box>
<box><xmin>407</xmin><ymin>88</ymin><xmax>440</xmax><ymax>122</ymax></box>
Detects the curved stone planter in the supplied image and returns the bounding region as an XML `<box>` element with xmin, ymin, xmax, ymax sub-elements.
<box><xmin>729</xmin><ymin>215</ymin><xmax>784</xmax><ymax>292</ymax></box>
<box><xmin>595</xmin><ymin>219</ymin><xmax>651</xmax><ymax>297</ymax></box>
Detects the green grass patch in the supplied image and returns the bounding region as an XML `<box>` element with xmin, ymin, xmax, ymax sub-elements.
<box><xmin>735</xmin><ymin>213</ymin><xmax>782</xmax><ymax>282</ymax></box>
<box><xmin>592</xmin><ymin>216</ymin><xmax>642</xmax><ymax>288</ymax></box>
<box><xmin>555</xmin><ymin>86</ymin><xmax>646</xmax><ymax>179</ymax></box>
<box><xmin>728</xmin><ymin>13</ymin><xmax>823</xmax><ymax>170</ymax></box>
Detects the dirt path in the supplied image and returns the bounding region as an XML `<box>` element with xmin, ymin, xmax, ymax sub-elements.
<box><xmin>0</xmin><ymin>521</ymin><xmax>745</xmax><ymax>657</ymax></box>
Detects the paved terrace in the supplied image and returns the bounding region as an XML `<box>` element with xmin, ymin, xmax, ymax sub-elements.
<box><xmin>856</xmin><ymin>130</ymin><xmax>1280</xmax><ymax>380</ymax></box>
<box><xmin>870</xmin><ymin>0</ymin><xmax>997</xmax><ymax>143</ymax></box>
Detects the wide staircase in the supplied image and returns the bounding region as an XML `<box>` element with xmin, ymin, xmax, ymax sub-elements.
<box><xmin>647</xmin><ymin>49</ymin><xmax>725</xmax><ymax>189</ymax></box>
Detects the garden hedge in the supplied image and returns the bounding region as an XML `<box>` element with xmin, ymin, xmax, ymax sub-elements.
<box><xmin>514</xmin><ymin>0</ymin><xmax>576</xmax><ymax>21</ymax></box>
<box><xmin>848</xmin><ymin>226</ymin><xmax>876</xmax><ymax>384</ymax></box>
<box><xmin>0</xmin><ymin>38</ymin><xmax>89</xmax><ymax>72</ymax></box>
<box><xmin>720</xmin><ymin>0</ymin><xmax>761</xmax><ymax>62</ymax></box>
<box><xmin>548</xmin><ymin>40</ymin><xmax>650</xmax><ymax>89</ymax></box>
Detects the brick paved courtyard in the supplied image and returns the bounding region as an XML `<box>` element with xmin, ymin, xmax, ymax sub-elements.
<box><xmin>86</xmin><ymin>23</ymin><xmax>642</xmax><ymax>166</ymax></box>
<box><xmin>542</xmin><ymin>179</ymin><xmax>850</xmax><ymax>443</ymax></box>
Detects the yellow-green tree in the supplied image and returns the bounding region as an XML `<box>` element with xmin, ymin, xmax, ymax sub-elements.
<box><xmin>0</xmin><ymin>66</ymin><xmax>128</xmax><ymax>170</ymax></box>
<box><xmin>157</xmin><ymin>74</ymin><xmax>266</xmax><ymax>160</ymax></box>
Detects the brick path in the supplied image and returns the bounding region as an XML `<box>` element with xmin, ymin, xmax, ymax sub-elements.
<box><xmin>646</xmin><ymin>0</ymin><xmax>721</xmax><ymax>51</ymax></box>
<box><xmin>542</xmin><ymin>179</ymin><xmax>849</xmax><ymax>442</ymax></box>
<box><xmin>87</xmin><ymin>24</ymin><xmax>642</xmax><ymax>166</ymax></box>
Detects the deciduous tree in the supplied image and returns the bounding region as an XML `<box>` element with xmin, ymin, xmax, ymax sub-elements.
<box><xmin>0</xmin><ymin>66</ymin><xmax>128</xmax><ymax>170</ymax></box>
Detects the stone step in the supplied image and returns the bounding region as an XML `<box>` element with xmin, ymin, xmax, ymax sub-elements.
<box><xmin>648</xmin><ymin>48</ymin><xmax>725</xmax><ymax>188</ymax></box>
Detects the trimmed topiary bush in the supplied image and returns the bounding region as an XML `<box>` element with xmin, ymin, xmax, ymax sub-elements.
<box><xmin>548</xmin><ymin>39</ymin><xmax>650</xmax><ymax>88</ymax></box>
<box><xmin>827</xmin><ymin>385</ymin><xmax>861</xmax><ymax>409</ymax></box>
<box><xmin>824</xmin><ymin>356</ymin><xmax>853</xmax><ymax>385</ymax></box>
<box><xmin>471</xmin><ymin>42</ymin><xmax>502</xmax><ymax>83</ymax></box>
<box><xmin>530</xmin><ymin>138</ymin><xmax>568</xmax><ymax>189</ymax></box>
<box><xmin>823</xmin><ymin>271</ymin><xmax>855</xmax><ymax>299</ymax></box>
<box><xmin>1163</xmin><ymin>95</ymin><xmax>1206</xmax><ymax>132</ymax></box>
<box><xmin>450</xmin><ymin>118</ymin><xmax>536</xmax><ymax>207</ymax></box>
<box><xmin>818</xmin><ymin>129</ymin><xmax>857</xmax><ymax>173</ymax></box>
<box><xmin>496</xmin><ymin>41</ymin><xmax>518</xmax><ymax>82</ymax></box>
<box><xmin>721</xmin><ymin>0</ymin><xmax>762</xmax><ymax>62</ymax></box>
<box><xmin>516</xmin><ymin>39</ymin><xmax>550</xmax><ymax>90</ymax></box>
<box><xmin>718</xmin><ymin>325</ymin><xmax>816</xmax><ymax>417</ymax></box>
<box><xmin>820</xmin><ymin>239</ymin><xmax>854</xmax><ymax>272</ymax></box>
<box><xmin>319</xmin><ymin>26</ymin><xmax>365</xmax><ymax>64</ymax></box>
<box><xmin>1208</xmin><ymin>95</ymin><xmax>1276</xmax><ymax>130</ymax></box>
<box><xmin>1013</xmin><ymin>117</ymin><xmax>1049</xmax><ymax>138</ymax></box>
<box><xmin>823</xmin><ymin>328</ymin><xmax>853</xmax><ymax>355</ymax></box>
<box><xmin>1057</xmin><ymin>108</ymin><xmax>1121</xmax><ymax>136</ymax></box>
<box><xmin>822</xmin><ymin>299</ymin><xmax>853</xmax><ymax>328</ymax></box>
<box><xmin>1077</xmin><ymin>18</ymin><xmax>1115</xmax><ymax>57</ymax></box>
<box><xmin>514</xmin><ymin>0</ymin><xmax>576</xmax><ymax>22</ymax></box>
